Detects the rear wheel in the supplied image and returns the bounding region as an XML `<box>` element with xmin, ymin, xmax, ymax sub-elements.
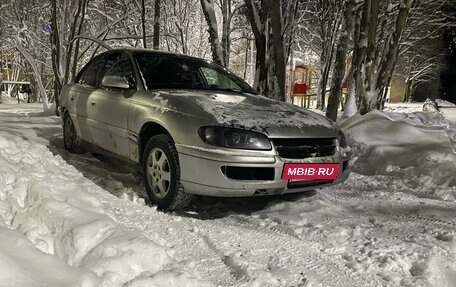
<box><xmin>63</xmin><ymin>114</ymin><xmax>82</xmax><ymax>153</ymax></box>
<box><xmin>142</xmin><ymin>134</ymin><xmax>192</xmax><ymax>210</ymax></box>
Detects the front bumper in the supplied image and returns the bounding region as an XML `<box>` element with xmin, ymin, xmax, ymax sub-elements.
<box><xmin>176</xmin><ymin>144</ymin><xmax>352</xmax><ymax>197</ymax></box>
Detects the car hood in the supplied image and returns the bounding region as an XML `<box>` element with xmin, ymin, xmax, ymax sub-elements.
<box><xmin>148</xmin><ymin>89</ymin><xmax>339</xmax><ymax>138</ymax></box>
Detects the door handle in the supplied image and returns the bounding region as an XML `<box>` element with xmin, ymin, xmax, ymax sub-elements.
<box><xmin>70</xmin><ymin>95</ymin><xmax>74</xmax><ymax>101</ymax></box>
<box><xmin>90</xmin><ymin>101</ymin><xmax>96</xmax><ymax>106</ymax></box>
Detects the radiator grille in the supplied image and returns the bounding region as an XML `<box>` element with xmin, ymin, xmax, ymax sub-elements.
<box><xmin>272</xmin><ymin>138</ymin><xmax>336</xmax><ymax>159</ymax></box>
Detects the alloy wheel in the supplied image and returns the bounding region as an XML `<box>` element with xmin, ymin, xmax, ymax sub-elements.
<box><xmin>146</xmin><ymin>147</ymin><xmax>171</xmax><ymax>199</ymax></box>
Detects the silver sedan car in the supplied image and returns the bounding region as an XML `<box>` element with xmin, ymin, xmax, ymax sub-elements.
<box><xmin>60</xmin><ymin>49</ymin><xmax>352</xmax><ymax>210</ymax></box>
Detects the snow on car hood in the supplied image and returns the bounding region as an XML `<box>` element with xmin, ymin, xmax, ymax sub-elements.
<box><xmin>150</xmin><ymin>90</ymin><xmax>339</xmax><ymax>137</ymax></box>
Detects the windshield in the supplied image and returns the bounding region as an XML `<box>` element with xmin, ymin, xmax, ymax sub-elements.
<box><xmin>134</xmin><ymin>52</ymin><xmax>258</xmax><ymax>94</ymax></box>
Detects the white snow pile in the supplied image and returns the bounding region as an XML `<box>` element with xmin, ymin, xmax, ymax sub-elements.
<box><xmin>0</xmin><ymin>92</ymin><xmax>18</xmax><ymax>104</ymax></box>
<box><xmin>26</xmin><ymin>102</ymin><xmax>57</xmax><ymax>117</ymax></box>
<box><xmin>436</xmin><ymin>99</ymin><xmax>456</xmax><ymax>108</ymax></box>
<box><xmin>0</xmin><ymin>134</ymin><xmax>204</xmax><ymax>286</ymax></box>
<box><xmin>340</xmin><ymin>109</ymin><xmax>456</xmax><ymax>199</ymax></box>
<box><xmin>423</xmin><ymin>99</ymin><xmax>439</xmax><ymax>113</ymax></box>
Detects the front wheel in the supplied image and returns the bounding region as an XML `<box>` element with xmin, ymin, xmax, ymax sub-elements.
<box><xmin>63</xmin><ymin>113</ymin><xmax>82</xmax><ymax>153</ymax></box>
<box><xmin>142</xmin><ymin>134</ymin><xmax>192</xmax><ymax>211</ymax></box>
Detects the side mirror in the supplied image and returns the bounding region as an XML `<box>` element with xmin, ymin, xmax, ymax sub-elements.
<box><xmin>101</xmin><ymin>75</ymin><xmax>130</xmax><ymax>90</ymax></box>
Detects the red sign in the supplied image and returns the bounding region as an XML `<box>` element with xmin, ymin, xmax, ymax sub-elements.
<box><xmin>282</xmin><ymin>163</ymin><xmax>339</xmax><ymax>180</ymax></box>
<box><xmin>293</xmin><ymin>83</ymin><xmax>308</xmax><ymax>95</ymax></box>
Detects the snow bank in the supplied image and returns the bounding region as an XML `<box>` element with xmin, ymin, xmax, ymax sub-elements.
<box><xmin>26</xmin><ymin>102</ymin><xmax>57</xmax><ymax>117</ymax></box>
<box><xmin>339</xmin><ymin>110</ymin><xmax>456</xmax><ymax>199</ymax></box>
<box><xmin>0</xmin><ymin>134</ymin><xmax>203</xmax><ymax>286</ymax></box>
<box><xmin>0</xmin><ymin>91</ymin><xmax>21</xmax><ymax>104</ymax></box>
<box><xmin>383</xmin><ymin>102</ymin><xmax>424</xmax><ymax>114</ymax></box>
<box><xmin>436</xmin><ymin>99</ymin><xmax>456</xmax><ymax>107</ymax></box>
<box><xmin>0</xmin><ymin>226</ymin><xmax>98</xmax><ymax>286</ymax></box>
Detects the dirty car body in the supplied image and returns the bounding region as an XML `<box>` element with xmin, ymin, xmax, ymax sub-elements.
<box><xmin>60</xmin><ymin>49</ymin><xmax>352</xmax><ymax>210</ymax></box>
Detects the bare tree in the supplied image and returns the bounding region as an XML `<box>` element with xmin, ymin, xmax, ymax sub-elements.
<box><xmin>162</xmin><ymin>0</ymin><xmax>210</xmax><ymax>58</ymax></box>
<box><xmin>397</xmin><ymin>0</ymin><xmax>454</xmax><ymax>102</ymax></box>
<box><xmin>350</xmin><ymin>0</ymin><xmax>414</xmax><ymax>115</ymax></box>
<box><xmin>295</xmin><ymin>0</ymin><xmax>344</xmax><ymax>110</ymax></box>
<box><xmin>50</xmin><ymin>0</ymin><xmax>90</xmax><ymax>113</ymax></box>
<box><xmin>1</xmin><ymin>0</ymin><xmax>52</xmax><ymax>109</ymax></box>
<box><xmin>244</xmin><ymin>0</ymin><xmax>297</xmax><ymax>100</ymax></box>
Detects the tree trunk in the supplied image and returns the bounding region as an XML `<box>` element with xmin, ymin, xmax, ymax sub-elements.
<box><xmin>326</xmin><ymin>0</ymin><xmax>355</xmax><ymax>121</ymax></box>
<box><xmin>404</xmin><ymin>79</ymin><xmax>413</xmax><ymax>102</ymax></box>
<box><xmin>71</xmin><ymin>0</ymin><xmax>88</xmax><ymax>81</ymax></box>
<box><xmin>317</xmin><ymin>62</ymin><xmax>331</xmax><ymax>110</ymax></box>
<box><xmin>200</xmin><ymin>0</ymin><xmax>225</xmax><ymax>66</ymax></box>
<box><xmin>255</xmin><ymin>34</ymin><xmax>268</xmax><ymax>96</ymax></box>
<box><xmin>245</xmin><ymin>0</ymin><xmax>270</xmax><ymax>96</ymax></box>
<box><xmin>153</xmin><ymin>0</ymin><xmax>160</xmax><ymax>50</ymax></box>
<box><xmin>50</xmin><ymin>0</ymin><xmax>61</xmax><ymax>113</ymax></box>
<box><xmin>63</xmin><ymin>2</ymin><xmax>81</xmax><ymax>85</ymax></box>
<box><xmin>243</xmin><ymin>38</ymin><xmax>250</xmax><ymax>80</ymax></box>
<box><xmin>221</xmin><ymin>0</ymin><xmax>231</xmax><ymax>68</ymax></box>
<box><xmin>15</xmin><ymin>42</ymin><xmax>48</xmax><ymax>110</ymax></box>
<box><xmin>269</xmin><ymin>0</ymin><xmax>286</xmax><ymax>101</ymax></box>
<box><xmin>343</xmin><ymin>78</ymin><xmax>357</xmax><ymax>117</ymax></box>
<box><xmin>141</xmin><ymin>0</ymin><xmax>147</xmax><ymax>48</ymax></box>
<box><xmin>376</xmin><ymin>0</ymin><xmax>413</xmax><ymax>104</ymax></box>
<box><xmin>353</xmin><ymin>0</ymin><xmax>371</xmax><ymax>114</ymax></box>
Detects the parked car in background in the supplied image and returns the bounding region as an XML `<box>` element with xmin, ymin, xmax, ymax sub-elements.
<box><xmin>60</xmin><ymin>49</ymin><xmax>352</xmax><ymax>210</ymax></box>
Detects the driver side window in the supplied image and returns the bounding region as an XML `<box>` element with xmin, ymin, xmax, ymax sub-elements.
<box><xmin>103</xmin><ymin>53</ymin><xmax>136</xmax><ymax>88</ymax></box>
<box><xmin>76</xmin><ymin>55</ymin><xmax>106</xmax><ymax>88</ymax></box>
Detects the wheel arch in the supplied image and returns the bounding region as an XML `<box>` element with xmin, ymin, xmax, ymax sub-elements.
<box><xmin>138</xmin><ymin>121</ymin><xmax>174</xmax><ymax>164</ymax></box>
<box><xmin>61</xmin><ymin>107</ymin><xmax>69</xmax><ymax>116</ymax></box>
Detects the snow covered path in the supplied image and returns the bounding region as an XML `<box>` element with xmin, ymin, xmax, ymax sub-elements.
<box><xmin>0</xmin><ymin>104</ymin><xmax>456</xmax><ymax>286</ymax></box>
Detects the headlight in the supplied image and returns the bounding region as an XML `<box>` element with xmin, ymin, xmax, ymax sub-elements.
<box><xmin>338</xmin><ymin>130</ymin><xmax>349</xmax><ymax>148</ymax></box>
<box><xmin>198</xmin><ymin>126</ymin><xmax>272</xmax><ymax>150</ymax></box>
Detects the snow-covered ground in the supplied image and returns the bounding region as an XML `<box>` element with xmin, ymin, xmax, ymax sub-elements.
<box><xmin>0</xmin><ymin>102</ymin><xmax>456</xmax><ymax>286</ymax></box>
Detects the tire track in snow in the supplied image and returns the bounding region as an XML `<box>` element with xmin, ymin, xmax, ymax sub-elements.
<box><xmin>316</xmin><ymin>187</ymin><xmax>456</xmax><ymax>284</ymax></box>
<box><xmin>219</xmin><ymin>214</ymin><xmax>382</xmax><ymax>286</ymax></box>
<box><xmin>200</xmin><ymin>233</ymin><xmax>250</xmax><ymax>282</ymax></box>
<box><xmin>107</xmin><ymin>206</ymin><xmax>238</xmax><ymax>286</ymax></box>
<box><xmin>108</xmin><ymin>200</ymin><xmax>382</xmax><ymax>286</ymax></box>
<box><xmin>322</xmin><ymin>188</ymin><xmax>456</xmax><ymax>243</ymax></box>
<box><xmin>322</xmin><ymin>188</ymin><xmax>456</xmax><ymax>229</ymax></box>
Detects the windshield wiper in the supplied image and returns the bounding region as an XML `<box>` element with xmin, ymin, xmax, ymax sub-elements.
<box><xmin>203</xmin><ymin>85</ymin><xmax>242</xmax><ymax>93</ymax></box>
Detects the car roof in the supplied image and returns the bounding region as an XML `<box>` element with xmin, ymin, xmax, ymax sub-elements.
<box><xmin>104</xmin><ymin>48</ymin><xmax>212</xmax><ymax>63</ymax></box>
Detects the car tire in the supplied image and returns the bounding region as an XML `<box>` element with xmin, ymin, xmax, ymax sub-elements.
<box><xmin>63</xmin><ymin>113</ymin><xmax>83</xmax><ymax>153</ymax></box>
<box><xmin>142</xmin><ymin>134</ymin><xmax>192</xmax><ymax>211</ymax></box>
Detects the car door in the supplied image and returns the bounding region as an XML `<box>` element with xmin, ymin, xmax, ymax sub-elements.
<box><xmin>67</xmin><ymin>54</ymin><xmax>106</xmax><ymax>143</ymax></box>
<box><xmin>86</xmin><ymin>52</ymin><xmax>136</xmax><ymax>158</ymax></box>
